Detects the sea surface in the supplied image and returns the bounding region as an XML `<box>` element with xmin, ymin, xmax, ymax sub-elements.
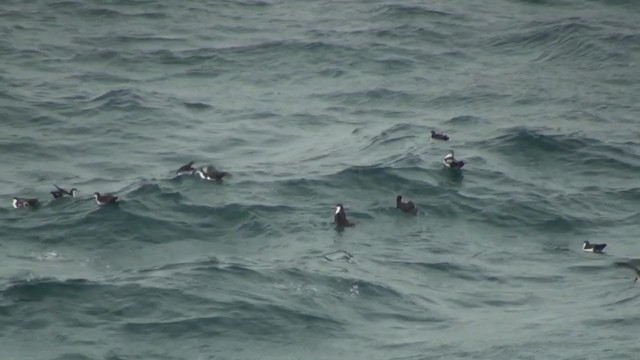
<box><xmin>1</xmin><ymin>0</ymin><xmax>640</xmax><ymax>359</ymax></box>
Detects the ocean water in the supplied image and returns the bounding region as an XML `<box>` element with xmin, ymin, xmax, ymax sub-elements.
<box><xmin>1</xmin><ymin>0</ymin><xmax>640</xmax><ymax>358</ymax></box>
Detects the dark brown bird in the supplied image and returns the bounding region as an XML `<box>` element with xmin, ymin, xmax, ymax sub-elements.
<box><xmin>431</xmin><ymin>130</ymin><xmax>449</xmax><ymax>141</ymax></box>
<box><xmin>396</xmin><ymin>195</ymin><xmax>417</xmax><ymax>214</ymax></box>
<box><xmin>94</xmin><ymin>192</ymin><xmax>118</xmax><ymax>205</ymax></box>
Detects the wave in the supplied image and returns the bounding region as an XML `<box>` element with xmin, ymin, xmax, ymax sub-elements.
<box><xmin>482</xmin><ymin>127</ymin><xmax>588</xmax><ymax>154</ymax></box>
<box><xmin>0</xmin><ymin>138</ymin><xmax>80</xmax><ymax>162</ymax></box>
<box><xmin>487</xmin><ymin>19</ymin><xmax>594</xmax><ymax>50</ymax></box>
<box><xmin>79</xmin><ymin>8</ymin><xmax>167</xmax><ymax>20</ymax></box>
<box><xmin>445</xmin><ymin>115</ymin><xmax>488</xmax><ymax>125</ymax></box>
<box><xmin>359</xmin><ymin>123</ymin><xmax>426</xmax><ymax>151</ymax></box>
<box><xmin>328</xmin><ymin>164</ymin><xmax>431</xmax><ymax>194</ymax></box>
<box><xmin>385</xmin><ymin>259</ymin><xmax>503</xmax><ymax>282</ymax></box>
<box><xmin>183</xmin><ymin>102</ymin><xmax>213</xmax><ymax>110</ymax></box>
<box><xmin>481</xmin><ymin>127</ymin><xmax>640</xmax><ymax>172</ymax></box>
<box><xmin>373</xmin><ymin>4</ymin><xmax>456</xmax><ymax>19</ymax></box>
<box><xmin>485</xmin><ymin>18</ymin><xmax>623</xmax><ymax>64</ymax></box>
<box><xmin>231</xmin><ymin>0</ymin><xmax>273</xmax><ymax>7</ymax></box>
<box><xmin>2</xmin><ymin>277</ymin><xmax>92</xmax><ymax>302</ymax></box>
<box><xmin>68</xmin><ymin>71</ymin><xmax>133</xmax><ymax>84</ymax></box>
<box><xmin>160</xmin><ymin>41</ymin><xmax>358</xmax><ymax>64</ymax></box>
<box><xmin>316</xmin><ymin>88</ymin><xmax>418</xmax><ymax>107</ymax></box>
<box><xmin>72</xmin><ymin>34</ymin><xmax>185</xmax><ymax>51</ymax></box>
<box><xmin>427</xmin><ymin>87</ymin><xmax>509</xmax><ymax>108</ymax></box>
<box><xmin>70</xmin><ymin>48</ymin><xmax>122</xmax><ymax>62</ymax></box>
<box><xmin>372</xmin><ymin>24</ymin><xmax>449</xmax><ymax>43</ymax></box>
<box><xmin>86</xmin><ymin>88</ymin><xmax>165</xmax><ymax>113</ymax></box>
<box><xmin>582</xmin><ymin>314</ymin><xmax>640</xmax><ymax>328</ymax></box>
<box><xmin>121</xmin><ymin>299</ymin><xmax>345</xmax><ymax>340</ymax></box>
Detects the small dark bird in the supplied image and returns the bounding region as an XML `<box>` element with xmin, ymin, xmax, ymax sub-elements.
<box><xmin>51</xmin><ymin>184</ymin><xmax>78</xmax><ymax>198</ymax></box>
<box><xmin>334</xmin><ymin>204</ymin><xmax>354</xmax><ymax>227</ymax></box>
<box><xmin>94</xmin><ymin>192</ymin><xmax>118</xmax><ymax>205</ymax></box>
<box><xmin>396</xmin><ymin>195</ymin><xmax>417</xmax><ymax>214</ymax></box>
<box><xmin>12</xmin><ymin>197</ymin><xmax>38</xmax><ymax>209</ymax></box>
<box><xmin>443</xmin><ymin>151</ymin><xmax>465</xmax><ymax>169</ymax></box>
<box><xmin>431</xmin><ymin>130</ymin><xmax>449</xmax><ymax>141</ymax></box>
<box><xmin>176</xmin><ymin>161</ymin><xmax>196</xmax><ymax>175</ymax></box>
<box><xmin>195</xmin><ymin>167</ymin><xmax>230</xmax><ymax>181</ymax></box>
<box><xmin>583</xmin><ymin>241</ymin><xmax>607</xmax><ymax>254</ymax></box>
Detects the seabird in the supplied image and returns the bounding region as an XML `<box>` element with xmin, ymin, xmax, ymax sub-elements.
<box><xmin>51</xmin><ymin>184</ymin><xmax>78</xmax><ymax>198</ymax></box>
<box><xmin>12</xmin><ymin>197</ymin><xmax>38</xmax><ymax>209</ymax></box>
<box><xmin>396</xmin><ymin>195</ymin><xmax>417</xmax><ymax>214</ymax></box>
<box><xmin>431</xmin><ymin>130</ymin><xmax>449</xmax><ymax>141</ymax></box>
<box><xmin>93</xmin><ymin>192</ymin><xmax>118</xmax><ymax>205</ymax></box>
<box><xmin>176</xmin><ymin>161</ymin><xmax>196</xmax><ymax>175</ymax></box>
<box><xmin>334</xmin><ymin>204</ymin><xmax>354</xmax><ymax>227</ymax></box>
<box><xmin>443</xmin><ymin>151</ymin><xmax>465</xmax><ymax>169</ymax></box>
<box><xmin>583</xmin><ymin>241</ymin><xmax>607</xmax><ymax>254</ymax></box>
<box><xmin>195</xmin><ymin>166</ymin><xmax>230</xmax><ymax>181</ymax></box>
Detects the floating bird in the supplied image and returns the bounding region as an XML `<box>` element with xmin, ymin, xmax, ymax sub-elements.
<box><xmin>334</xmin><ymin>204</ymin><xmax>354</xmax><ymax>227</ymax></box>
<box><xmin>93</xmin><ymin>192</ymin><xmax>118</xmax><ymax>205</ymax></box>
<box><xmin>443</xmin><ymin>151</ymin><xmax>465</xmax><ymax>169</ymax></box>
<box><xmin>431</xmin><ymin>130</ymin><xmax>449</xmax><ymax>141</ymax></box>
<box><xmin>583</xmin><ymin>241</ymin><xmax>607</xmax><ymax>254</ymax></box>
<box><xmin>12</xmin><ymin>197</ymin><xmax>38</xmax><ymax>209</ymax></box>
<box><xmin>396</xmin><ymin>195</ymin><xmax>417</xmax><ymax>214</ymax></box>
<box><xmin>195</xmin><ymin>166</ymin><xmax>230</xmax><ymax>181</ymax></box>
<box><xmin>51</xmin><ymin>184</ymin><xmax>78</xmax><ymax>198</ymax></box>
<box><xmin>176</xmin><ymin>161</ymin><xmax>196</xmax><ymax>175</ymax></box>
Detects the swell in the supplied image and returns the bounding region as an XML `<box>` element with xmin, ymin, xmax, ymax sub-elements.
<box><xmin>121</xmin><ymin>299</ymin><xmax>345</xmax><ymax>340</ymax></box>
<box><xmin>367</xmin><ymin>24</ymin><xmax>451</xmax><ymax>46</ymax></box>
<box><xmin>456</xmin><ymin>188</ymin><xmax>618</xmax><ymax>233</ymax></box>
<box><xmin>0</xmin><ymin>137</ymin><xmax>90</xmax><ymax>162</ymax></box>
<box><xmin>78</xmin><ymin>8</ymin><xmax>167</xmax><ymax>20</ymax></box>
<box><xmin>325</xmin><ymin>164</ymin><xmax>434</xmax><ymax>198</ymax></box>
<box><xmin>480</xmin><ymin>126</ymin><xmax>640</xmax><ymax>172</ymax></box>
<box><xmin>87</xmin><ymin>88</ymin><xmax>165</xmax><ymax>112</ymax></box>
<box><xmin>0</xmin><ymin>276</ymin><xmax>222</xmax><ymax>331</ymax></box>
<box><xmin>383</xmin><ymin>259</ymin><xmax>503</xmax><ymax>283</ymax></box>
<box><xmin>316</xmin><ymin>88</ymin><xmax>420</xmax><ymax>107</ymax></box>
<box><xmin>95</xmin><ymin>40</ymin><xmax>361</xmax><ymax>68</ymax></box>
<box><xmin>133</xmin><ymin>259</ymin><xmax>441</xmax><ymax>323</ymax></box>
<box><xmin>487</xmin><ymin>19</ymin><xmax>595</xmax><ymax>52</ymax></box>
<box><xmin>121</xmin><ymin>260</ymin><xmax>448</xmax><ymax>339</ymax></box>
<box><xmin>358</xmin><ymin>123</ymin><xmax>427</xmax><ymax>151</ymax></box>
<box><xmin>486</xmin><ymin>18</ymin><xmax>626</xmax><ymax>64</ymax></box>
<box><xmin>373</xmin><ymin>4</ymin><xmax>457</xmax><ymax>19</ymax></box>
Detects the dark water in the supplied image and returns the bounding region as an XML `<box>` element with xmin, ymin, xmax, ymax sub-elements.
<box><xmin>1</xmin><ymin>0</ymin><xmax>640</xmax><ymax>358</ymax></box>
